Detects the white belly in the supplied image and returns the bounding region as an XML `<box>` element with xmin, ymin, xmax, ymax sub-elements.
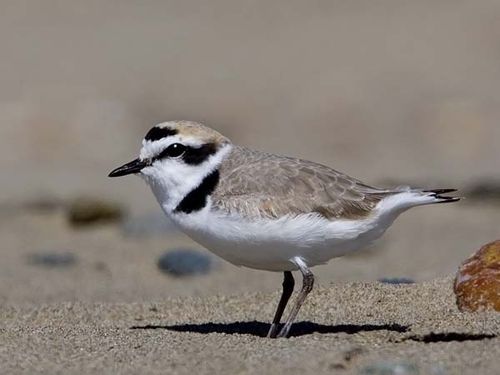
<box><xmin>168</xmin><ymin>204</ymin><xmax>395</xmax><ymax>272</ymax></box>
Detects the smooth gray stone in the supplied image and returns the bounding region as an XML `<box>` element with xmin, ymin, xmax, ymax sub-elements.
<box><xmin>157</xmin><ymin>249</ymin><xmax>213</xmax><ymax>277</ymax></box>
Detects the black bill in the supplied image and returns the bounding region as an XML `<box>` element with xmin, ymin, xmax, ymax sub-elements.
<box><xmin>108</xmin><ymin>158</ymin><xmax>149</xmax><ymax>177</ymax></box>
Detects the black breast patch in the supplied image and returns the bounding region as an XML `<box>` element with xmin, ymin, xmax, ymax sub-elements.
<box><xmin>174</xmin><ymin>169</ymin><xmax>220</xmax><ymax>214</ymax></box>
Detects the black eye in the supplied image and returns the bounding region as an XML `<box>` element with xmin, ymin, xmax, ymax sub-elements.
<box><xmin>163</xmin><ymin>143</ymin><xmax>186</xmax><ymax>158</ymax></box>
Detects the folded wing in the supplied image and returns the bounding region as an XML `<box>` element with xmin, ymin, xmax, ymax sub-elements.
<box><xmin>212</xmin><ymin>146</ymin><xmax>396</xmax><ymax>220</ymax></box>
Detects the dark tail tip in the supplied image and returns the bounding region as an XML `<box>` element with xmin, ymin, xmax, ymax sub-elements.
<box><xmin>423</xmin><ymin>188</ymin><xmax>461</xmax><ymax>203</ymax></box>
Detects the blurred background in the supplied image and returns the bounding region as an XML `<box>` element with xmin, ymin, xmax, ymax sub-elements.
<box><xmin>1</xmin><ymin>0</ymin><xmax>499</xmax><ymax>304</ymax></box>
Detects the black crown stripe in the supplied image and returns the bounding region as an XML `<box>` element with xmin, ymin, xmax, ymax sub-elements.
<box><xmin>144</xmin><ymin>127</ymin><xmax>178</xmax><ymax>142</ymax></box>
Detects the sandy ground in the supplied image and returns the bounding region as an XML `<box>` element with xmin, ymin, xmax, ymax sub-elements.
<box><xmin>1</xmin><ymin>278</ymin><xmax>498</xmax><ymax>375</ymax></box>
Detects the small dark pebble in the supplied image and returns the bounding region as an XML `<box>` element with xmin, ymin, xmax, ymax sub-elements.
<box><xmin>465</xmin><ymin>180</ymin><xmax>500</xmax><ymax>202</ymax></box>
<box><xmin>157</xmin><ymin>249</ymin><xmax>213</xmax><ymax>277</ymax></box>
<box><xmin>27</xmin><ymin>252</ymin><xmax>77</xmax><ymax>268</ymax></box>
<box><xmin>343</xmin><ymin>346</ymin><xmax>365</xmax><ymax>362</ymax></box>
<box><xmin>67</xmin><ymin>197</ymin><xmax>125</xmax><ymax>227</ymax></box>
<box><xmin>378</xmin><ymin>277</ymin><xmax>415</xmax><ymax>285</ymax></box>
<box><xmin>121</xmin><ymin>212</ymin><xmax>178</xmax><ymax>237</ymax></box>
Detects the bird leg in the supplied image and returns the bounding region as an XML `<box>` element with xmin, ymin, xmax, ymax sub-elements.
<box><xmin>277</xmin><ymin>257</ymin><xmax>314</xmax><ymax>338</ymax></box>
<box><xmin>267</xmin><ymin>271</ymin><xmax>295</xmax><ymax>338</ymax></box>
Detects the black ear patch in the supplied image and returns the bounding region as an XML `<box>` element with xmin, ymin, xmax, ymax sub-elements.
<box><xmin>144</xmin><ymin>127</ymin><xmax>178</xmax><ymax>142</ymax></box>
<box><xmin>174</xmin><ymin>169</ymin><xmax>220</xmax><ymax>214</ymax></box>
<box><xmin>182</xmin><ymin>143</ymin><xmax>218</xmax><ymax>165</ymax></box>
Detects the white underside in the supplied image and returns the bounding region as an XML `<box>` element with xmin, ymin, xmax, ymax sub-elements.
<box><xmin>165</xmin><ymin>191</ymin><xmax>438</xmax><ymax>271</ymax></box>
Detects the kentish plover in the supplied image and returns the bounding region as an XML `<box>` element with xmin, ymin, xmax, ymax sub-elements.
<box><xmin>109</xmin><ymin>121</ymin><xmax>459</xmax><ymax>338</ymax></box>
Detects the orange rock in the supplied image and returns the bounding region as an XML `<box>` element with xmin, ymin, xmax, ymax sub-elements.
<box><xmin>454</xmin><ymin>240</ymin><xmax>500</xmax><ymax>312</ymax></box>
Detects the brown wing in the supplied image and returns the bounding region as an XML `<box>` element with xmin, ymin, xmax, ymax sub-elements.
<box><xmin>212</xmin><ymin>146</ymin><xmax>394</xmax><ymax>220</ymax></box>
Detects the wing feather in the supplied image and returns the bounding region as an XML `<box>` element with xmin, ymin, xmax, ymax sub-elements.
<box><xmin>212</xmin><ymin>146</ymin><xmax>394</xmax><ymax>220</ymax></box>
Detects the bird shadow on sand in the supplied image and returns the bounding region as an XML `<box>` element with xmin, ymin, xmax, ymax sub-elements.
<box><xmin>130</xmin><ymin>321</ymin><xmax>409</xmax><ymax>338</ymax></box>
